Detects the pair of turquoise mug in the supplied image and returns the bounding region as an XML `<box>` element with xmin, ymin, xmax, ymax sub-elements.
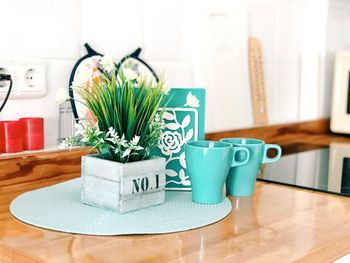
<box><xmin>185</xmin><ymin>138</ymin><xmax>282</xmax><ymax>204</ymax></box>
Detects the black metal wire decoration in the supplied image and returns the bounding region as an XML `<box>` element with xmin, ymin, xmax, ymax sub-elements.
<box><xmin>68</xmin><ymin>43</ymin><xmax>159</xmax><ymax>121</ymax></box>
<box><xmin>68</xmin><ymin>43</ymin><xmax>102</xmax><ymax>121</ymax></box>
<box><xmin>116</xmin><ymin>47</ymin><xmax>159</xmax><ymax>83</ymax></box>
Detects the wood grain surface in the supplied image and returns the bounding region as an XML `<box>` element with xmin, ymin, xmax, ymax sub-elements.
<box><xmin>0</xmin><ymin>148</ymin><xmax>88</xmax><ymax>190</ymax></box>
<box><xmin>206</xmin><ymin>118</ymin><xmax>332</xmax><ymax>143</ymax></box>
<box><xmin>2</xmin><ymin>119</ymin><xmax>350</xmax><ymax>262</ymax></box>
<box><xmin>3</xmin><ymin>177</ymin><xmax>350</xmax><ymax>262</ymax></box>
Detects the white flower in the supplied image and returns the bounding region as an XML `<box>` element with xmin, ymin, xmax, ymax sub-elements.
<box><xmin>158</xmin><ymin>130</ymin><xmax>183</xmax><ymax>156</ymax></box>
<box><xmin>120</xmin><ymin>134</ymin><xmax>129</xmax><ymax>148</ymax></box>
<box><xmin>129</xmin><ymin>136</ymin><xmax>144</xmax><ymax>151</ymax></box>
<box><xmin>162</xmin><ymin>82</ymin><xmax>171</xmax><ymax>94</ymax></box>
<box><xmin>71</xmin><ymin>66</ymin><xmax>94</xmax><ymax>88</ymax></box>
<box><xmin>123</xmin><ymin>68</ymin><xmax>138</xmax><ymax>81</ymax></box>
<box><xmin>55</xmin><ymin>88</ymin><xmax>69</xmax><ymax>104</ymax></box>
<box><xmin>130</xmin><ymin>135</ymin><xmax>140</xmax><ymax>145</ymax></box>
<box><xmin>184</xmin><ymin>92</ymin><xmax>200</xmax><ymax>108</ymax></box>
<box><xmin>99</xmin><ymin>55</ymin><xmax>116</xmax><ymax>73</ymax></box>
<box><xmin>107</xmin><ymin>127</ymin><xmax>116</xmax><ymax>137</ymax></box>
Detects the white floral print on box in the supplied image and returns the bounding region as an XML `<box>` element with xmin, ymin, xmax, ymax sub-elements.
<box><xmin>151</xmin><ymin>88</ymin><xmax>205</xmax><ymax>190</ymax></box>
<box><xmin>158</xmin><ymin>108</ymin><xmax>199</xmax><ymax>188</ymax></box>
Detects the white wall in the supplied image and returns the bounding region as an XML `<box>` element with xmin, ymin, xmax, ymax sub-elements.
<box><xmin>0</xmin><ymin>0</ymin><xmax>345</xmax><ymax>147</ymax></box>
<box><xmin>0</xmin><ymin>0</ymin><xmax>81</xmax><ymax>147</ymax></box>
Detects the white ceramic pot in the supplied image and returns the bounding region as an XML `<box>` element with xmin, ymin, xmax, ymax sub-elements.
<box><xmin>81</xmin><ymin>155</ymin><xmax>166</xmax><ymax>213</ymax></box>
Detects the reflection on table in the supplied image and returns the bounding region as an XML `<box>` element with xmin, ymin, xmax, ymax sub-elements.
<box><xmin>259</xmin><ymin>142</ymin><xmax>350</xmax><ymax>196</ymax></box>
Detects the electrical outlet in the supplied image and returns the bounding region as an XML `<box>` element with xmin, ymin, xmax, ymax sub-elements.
<box><xmin>0</xmin><ymin>68</ymin><xmax>10</xmax><ymax>88</ymax></box>
<box><xmin>0</xmin><ymin>62</ymin><xmax>16</xmax><ymax>96</ymax></box>
<box><xmin>17</xmin><ymin>61</ymin><xmax>46</xmax><ymax>95</ymax></box>
<box><xmin>0</xmin><ymin>59</ymin><xmax>46</xmax><ymax>99</ymax></box>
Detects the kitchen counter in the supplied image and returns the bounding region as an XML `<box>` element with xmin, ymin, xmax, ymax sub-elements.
<box><xmin>2</xmin><ymin>119</ymin><xmax>350</xmax><ymax>262</ymax></box>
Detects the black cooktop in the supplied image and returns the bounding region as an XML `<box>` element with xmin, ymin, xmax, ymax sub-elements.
<box><xmin>257</xmin><ymin>143</ymin><xmax>350</xmax><ymax>197</ymax></box>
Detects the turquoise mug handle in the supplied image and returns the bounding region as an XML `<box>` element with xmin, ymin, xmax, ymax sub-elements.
<box><xmin>262</xmin><ymin>144</ymin><xmax>282</xmax><ymax>164</ymax></box>
<box><xmin>231</xmin><ymin>147</ymin><xmax>250</xmax><ymax>167</ymax></box>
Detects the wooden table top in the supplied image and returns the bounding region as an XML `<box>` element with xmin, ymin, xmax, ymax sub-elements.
<box><xmin>3</xmin><ymin>179</ymin><xmax>350</xmax><ymax>262</ymax></box>
<box><xmin>2</xmin><ymin>120</ymin><xmax>350</xmax><ymax>262</ymax></box>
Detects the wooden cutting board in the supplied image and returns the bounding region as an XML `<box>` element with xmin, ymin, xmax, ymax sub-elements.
<box><xmin>248</xmin><ymin>37</ymin><xmax>268</xmax><ymax>125</ymax></box>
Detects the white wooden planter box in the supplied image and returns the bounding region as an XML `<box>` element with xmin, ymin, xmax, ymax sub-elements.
<box><xmin>81</xmin><ymin>155</ymin><xmax>166</xmax><ymax>213</ymax></box>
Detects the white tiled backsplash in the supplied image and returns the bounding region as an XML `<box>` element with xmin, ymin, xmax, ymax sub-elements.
<box><xmin>0</xmin><ymin>0</ymin><xmax>346</xmax><ymax>147</ymax></box>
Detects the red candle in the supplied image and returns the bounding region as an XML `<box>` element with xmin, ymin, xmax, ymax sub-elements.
<box><xmin>0</xmin><ymin>122</ymin><xmax>4</xmax><ymax>153</ymax></box>
<box><xmin>0</xmin><ymin>121</ymin><xmax>23</xmax><ymax>153</ymax></box>
<box><xmin>20</xmin><ymin>117</ymin><xmax>44</xmax><ymax>150</ymax></box>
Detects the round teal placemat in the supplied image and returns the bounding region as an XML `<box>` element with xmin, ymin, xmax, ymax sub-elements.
<box><xmin>10</xmin><ymin>179</ymin><xmax>232</xmax><ymax>235</ymax></box>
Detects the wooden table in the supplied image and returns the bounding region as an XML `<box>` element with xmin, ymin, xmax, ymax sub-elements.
<box><xmin>2</xmin><ymin>119</ymin><xmax>350</xmax><ymax>262</ymax></box>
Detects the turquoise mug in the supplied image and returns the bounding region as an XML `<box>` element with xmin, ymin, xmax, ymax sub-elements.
<box><xmin>220</xmin><ymin>138</ymin><xmax>282</xmax><ymax>197</ymax></box>
<box><xmin>185</xmin><ymin>141</ymin><xmax>250</xmax><ymax>204</ymax></box>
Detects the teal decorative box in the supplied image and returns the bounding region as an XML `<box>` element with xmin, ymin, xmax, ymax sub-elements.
<box><xmin>152</xmin><ymin>88</ymin><xmax>206</xmax><ymax>190</ymax></box>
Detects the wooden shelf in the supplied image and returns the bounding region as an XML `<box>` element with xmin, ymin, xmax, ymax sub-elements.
<box><xmin>0</xmin><ymin>146</ymin><xmax>80</xmax><ymax>159</ymax></box>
